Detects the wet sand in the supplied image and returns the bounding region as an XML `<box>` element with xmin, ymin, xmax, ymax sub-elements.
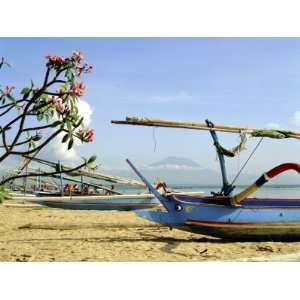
<box><xmin>1</xmin><ymin>202</ymin><xmax>300</xmax><ymax>261</ymax></box>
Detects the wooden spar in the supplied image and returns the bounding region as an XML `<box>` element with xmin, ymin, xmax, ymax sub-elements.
<box><xmin>111</xmin><ymin>116</ymin><xmax>300</xmax><ymax>139</ymax></box>
<box><xmin>22</xmin><ymin>156</ymin><xmax>145</xmax><ymax>187</ymax></box>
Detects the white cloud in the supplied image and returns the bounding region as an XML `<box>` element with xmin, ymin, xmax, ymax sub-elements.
<box><xmin>265</xmin><ymin>122</ymin><xmax>281</xmax><ymax>129</ymax></box>
<box><xmin>43</xmin><ymin>99</ymin><xmax>93</xmax><ymax>162</ymax></box>
<box><xmin>48</xmin><ymin>133</ymin><xmax>78</xmax><ymax>161</ymax></box>
<box><xmin>292</xmin><ymin>111</ymin><xmax>300</xmax><ymax>126</ymax></box>
<box><xmin>77</xmin><ymin>99</ymin><xmax>93</xmax><ymax>127</ymax></box>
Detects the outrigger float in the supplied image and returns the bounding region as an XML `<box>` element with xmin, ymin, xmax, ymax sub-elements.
<box><xmin>112</xmin><ymin>116</ymin><xmax>300</xmax><ymax>240</ymax></box>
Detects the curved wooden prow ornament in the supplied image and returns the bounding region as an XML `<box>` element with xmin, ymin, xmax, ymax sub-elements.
<box><xmin>230</xmin><ymin>163</ymin><xmax>300</xmax><ymax>205</ymax></box>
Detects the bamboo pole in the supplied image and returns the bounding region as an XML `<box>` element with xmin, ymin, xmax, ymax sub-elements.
<box><xmin>111</xmin><ymin>116</ymin><xmax>300</xmax><ymax>139</ymax></box>
<box><xmin>22</xmin><ymin>156</ymin><xmax>145</xmax><ymax>187</ymax></box>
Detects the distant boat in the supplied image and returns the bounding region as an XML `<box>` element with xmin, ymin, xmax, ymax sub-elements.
<box><xmin>27</xmin><ymin>193</ymin><xmax>159</xmax><ymax>211</ymax></box>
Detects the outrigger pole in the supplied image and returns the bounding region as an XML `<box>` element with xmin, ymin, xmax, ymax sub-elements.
<box><xmin>112</xmin><ymin>116</ymin><xmax>300</xmax><ymax>139</ymax></box>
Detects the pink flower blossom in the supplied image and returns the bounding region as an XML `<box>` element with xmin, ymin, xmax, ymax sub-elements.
<box><xmin>76</xmin><ymin>128</ymin><xmax>95</xmax><ymax>143</ymax></box>
<box><xmin>5</xmin><ymin>85</ymin><xmax>15</xmax><ymax>94</ymax></box>
<box><xmin>76</xmin><ymin>128</ymin><xmax>84</xmax><ymax>142</ymax></box>
<box><xmin>69</xmin><ymin>82</ymin><xmax>85</xmax><ymax>97</ymax></box>
<box><xmin>85</xmin><ymin>128</ymin><xmax>95</xmax><ymax>142</ymax></box>
<box><xmin>52</xmin><ymin>97</ymin><xmax>65</xmax><ymax>114</ymax></box>
<box><xmin>72</xmin><ymin>51</ymin><xmax>84</xmax><ymax>62</ymax></box>
<box><xmin>46</xmin><ymin>55</ymin><xmax>65</xmax><ymax>65</ymax></box>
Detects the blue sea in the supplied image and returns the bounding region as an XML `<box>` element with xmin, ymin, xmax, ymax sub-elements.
<box><xmin>121</xmin><ymin>184</ymin><xmax>300</xmax><ymax>199</ymax></box>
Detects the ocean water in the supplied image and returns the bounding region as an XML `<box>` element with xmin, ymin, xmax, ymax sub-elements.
<box><xmin>120</xmin><ymin>184</ymin><xmax>300</xmax><ymax>199</ymax></box>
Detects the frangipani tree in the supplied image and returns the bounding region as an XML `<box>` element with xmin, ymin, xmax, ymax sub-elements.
<box><xmin>0</xmin><ymin>51</ymin><xmax>96</xmax><ymax>192</ymax></box>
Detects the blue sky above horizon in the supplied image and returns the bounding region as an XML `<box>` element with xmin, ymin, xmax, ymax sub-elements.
<box><xmin>1</xmin><ymin>37</ymin><xmax>300</xmax><ymax>178</ymax></box>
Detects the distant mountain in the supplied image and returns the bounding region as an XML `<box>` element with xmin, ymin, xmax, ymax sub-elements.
<box><xmin>150</xmin><ymin>156</ymin><xmax>200</xmax><ymax>168</ymax></box>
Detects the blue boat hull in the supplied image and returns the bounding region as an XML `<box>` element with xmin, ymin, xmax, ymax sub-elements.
<box><xmin>136</xmin><ymin>194</ymin><xmax>300</xmax><ymax>239</ymax></box>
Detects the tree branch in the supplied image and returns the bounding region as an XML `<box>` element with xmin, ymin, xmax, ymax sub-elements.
<box><xmin>0</xmin><ymin>99</ymin><xmax>29</xmax><ymax>110</ymax></box>
<box><xmin>0</xmin><ymin>104</ymin><xmax>17</xmax><ymax>117</ymax></box>
<box><xmin>10</xmin><ymin>128</ymin><xmax>63</xmax><ymax>156</ymax></box>
<box><xmin>22</xmin><ymin>121</ymin><xmax>61</xmax><ymax>133</ymax></box>
<box><xmin>0</xmin><ymin>126</ymin><xmax>9</xmax><ymax>152</ymax></box>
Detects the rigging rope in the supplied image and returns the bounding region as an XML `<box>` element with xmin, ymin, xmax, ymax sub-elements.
<box><xmin>230</xmin><ymin>137</ymin><xmax>264</xmax><ymax>186</ymax></box>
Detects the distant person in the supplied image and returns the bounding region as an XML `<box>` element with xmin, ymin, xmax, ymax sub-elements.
<box><xmin>155</xmin><ymin>179</ymin><xmax>168</xmax><ymax>194</ymax></box>
<box><xmin>82</xmin><ymin>184</ymin><xmax>89</xmax><ymax>195</ymax></box>
<box><xmin>105</xmin><ymin>185</ymin><xmax>115</xmax><ymax>195</ymax></box>
<box><xmin>73</xmin><ymin>184</ymin><xmax>79</xmax><ymax>193</ymax></box>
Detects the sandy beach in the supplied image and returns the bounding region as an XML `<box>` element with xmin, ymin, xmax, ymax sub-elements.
<box><xmin>1</xmin><ymin>202</ymin><xmax>300</xmax><ymax>262</ymax></box>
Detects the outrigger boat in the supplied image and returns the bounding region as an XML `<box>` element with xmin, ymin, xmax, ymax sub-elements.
<box><xmin>28</xmin><ymin>191</ymin><xmax>204</xmax><ymax>211</ymax></box>
<box><xmin>7</xmin><ymin>156</ymin><xmax>161</xmax><ymax>211</ymax></box>
<box><xmin>112</xmin><ymin>116</ymin><xmax>300</xmax><ymax>240</ymax></box>
<box><xmin>20</xmin><ymin>157</ymin><xmax>204</xmax><ymax>211</ymax></box>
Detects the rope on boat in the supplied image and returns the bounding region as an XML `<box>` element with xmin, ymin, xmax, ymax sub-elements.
<box><xmin>230</xmin><ymin>137</ymin><xmax>264</xmax><ymax>186</ymax></box>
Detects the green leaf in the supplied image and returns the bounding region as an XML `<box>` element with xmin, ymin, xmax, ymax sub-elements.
<box><xmin>37</xmin><ymin>114</ymin><xmax>43</xmax><ymax>121</ymax></box>
<box><xmin>65</xmin><ymin>69</ymin><xmax>74</xmax><ymax>81</ymax></box>
<box><xmin>20</xmin><ymin>87</ymin><xmax>31</xmax><ymax>95</ymax></box>
<box><xmin>86</xmin><ymin>162</ymin><xmax>97</xmax><ymax>170</ymax></box>
<box><xmin>32</xmin><ymin>135</ymin><xmax>42</xmax><ymax>141</ymax></box>
<box><xmin>61</xmin><ymin>133</ymin><xmax>69</xmax><ymax>143</ymax></box>
<box><xmin>51</xmin><ymin>120</ymin><xmax>61</xmax><ymax>127</ymax></box>
<box><xmin>87</xmin><ymin>155</ymin><xmax>97</xmax><ymax>164</ymax></box>
<box><xmin>74</xmin><ymin>117</ymin><xmax>83</xmax><ymax>129</ymax></box>
<box><xmin>6</xmin><ymin>94</ymin><xmax>15</xmax><ymax>102</ymax></box>
<box><xmin>67</xmin><ymin>138</ymin><xmax>74</xmax><ymax>150</ymax></box>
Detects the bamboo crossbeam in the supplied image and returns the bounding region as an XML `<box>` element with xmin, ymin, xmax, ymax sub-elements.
<box><xmin>111</xmin><ymin>116</ymin><xmax>300</xmax><ymax>139</ymax></box>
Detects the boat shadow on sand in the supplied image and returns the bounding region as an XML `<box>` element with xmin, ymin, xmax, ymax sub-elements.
<box><xmin>14</xmin><ymin>223</ymin><xmax>300</xmax><ymax>243</ymax></box>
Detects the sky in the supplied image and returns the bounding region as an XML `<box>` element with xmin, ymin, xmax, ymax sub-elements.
<box><xmin>1</xmin><ymin>37</ymin><xmax>300</xmax><ymax>181</ymax></box>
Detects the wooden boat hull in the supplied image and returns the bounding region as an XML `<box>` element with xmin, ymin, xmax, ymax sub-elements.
<box><xmin>136</xmin><ymin>194</ymin><xmax>300</xmax><ymax>240</ymax></box>
<box><xmin>29</xmin><ymin>194</ymin><xmax>160</xmax><ymax>211</ymax></box>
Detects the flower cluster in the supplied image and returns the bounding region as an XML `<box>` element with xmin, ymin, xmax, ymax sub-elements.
<box><xmin>75</xmin><ymin>63</ymin><xmax>93</xmax><ymax>76</ymax></box>
<box><xmin>46</xmin><ymin>55</ymin><xmax>65</xmax><ymax>66</ymax></box>
<box><xmin>69</xmin><ymin>82</ymin><xmax>85</xmax><ymax>97</ymax></box>
<box><xmin>5</xmin><ymin>85</ymin><xmax>15</xmax><ymax>95</ymax></box>
<box><xmin>76</xmin><ymin>128</ymin><xmax>95</xmax><ymax>143</ymax></box>
<box><xmin>49</xmin><ymin>96</ymin><xmax>65</xmax><ymax>114</ymax></box>
<box><xmin>71</xmin><ymin>50</ymin><xmax>92</xmax><ymax>75</ymax></box>
<box><xmin>72</xmin><ymin>50</ymin><xmax>84</xmax><ymax>62</ymax></box>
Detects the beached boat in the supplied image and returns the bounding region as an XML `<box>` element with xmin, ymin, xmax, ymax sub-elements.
<box><xmin>112</xmin><ymin>116</ymin><xmax>300</xmax><ymax>240</ymax></box>
<box><xmin>28</xmin><ymin>193</ymin><xmax>160</xmax><ymax>211</ymax></box>
<box><xmin>28</xmin><ymin>191</ymin><xmax>204</xmax><ymax>211</ymax></box>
